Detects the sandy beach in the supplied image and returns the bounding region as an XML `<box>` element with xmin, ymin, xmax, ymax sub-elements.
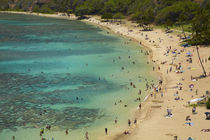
<box><xmin>1</xmin><ymin>11</ymin><xmax>210</xmax><ymax>140</ymax></box>
<box><xmin>83</xmin><ymin>16</ymin><xmax>210</xmax><ymax>140</ymax></box>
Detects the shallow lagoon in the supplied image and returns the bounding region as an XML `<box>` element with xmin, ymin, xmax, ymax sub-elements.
<box><xmin>0</xmin><ymin>13</ymin><xmax>157</xmax><ymax>140</ymax></box>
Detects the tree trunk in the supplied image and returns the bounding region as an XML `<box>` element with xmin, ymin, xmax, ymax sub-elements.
<box><xmin>181</xmin><ymin>25</ymin><xmax>186</xmax><ymax>39</ymax></box>
<box><xmin>196</xmin><ymin>46</ymin><xmax>207</xmax><ymax>77</ymax></box>
<box><xmin>166</xmin><ymin>26</ymin><xmax>170</xmax><ymax>31</ymax></box>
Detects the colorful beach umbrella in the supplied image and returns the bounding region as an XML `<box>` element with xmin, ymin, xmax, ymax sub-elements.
<box><xmin>186</xmin><ymin>52</ymin><xmax>192</xmax><ymax>55</ymax></box>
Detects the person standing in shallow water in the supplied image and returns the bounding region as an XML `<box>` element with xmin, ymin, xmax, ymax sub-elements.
<box><xmin>105</xmin><ymin>128</ymin><xmax>108</xmax><ymax>135</ymax></box>
<box><xmin>115</xmin><ymin>118</ymin><xmax>118</xmax><ymax>124</ymax></box>
<box><xmin>128</xmin><ymin>119</ymin><xmax>131</xmax><ymax>126</ymax></box>
<box><xmin>40</xmin><ymin>128</ymin><xmax>44</xmax><ymax>136</ymax></box>
<box><xmin>65</xmin><ymin>129</ymin><xmax>68</xmax><ymax>135</ymax></box>
<box><xmin>139</xmin><ymin>89</ymin><xmax>141</xmax><ymax>95</ymax></box>
<box><xmin>85</xmin><ymin>131</ymin><xmax>89</xmax><ymax>140</ymax></box>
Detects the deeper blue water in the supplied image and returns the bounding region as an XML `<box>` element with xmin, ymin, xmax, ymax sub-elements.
<box><xmin>0</xmin><ymin>13</ymin><xmax>156</xmax><ymax>140</ymax></box>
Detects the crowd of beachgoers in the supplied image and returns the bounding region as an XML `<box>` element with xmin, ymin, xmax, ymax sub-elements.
<box><xmin>0</xmin><ymin>11</ymin><xmax>209</xmax><ymax>140</ymax></box>
<box><xmin>83</xmin><ymin>15</ymin><xmax>210</xmax><ymax>140</ymax></box>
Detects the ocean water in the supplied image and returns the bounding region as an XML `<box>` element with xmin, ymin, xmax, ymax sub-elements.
<box><xmin>0</xmin><ymin>13</ymin><xmax>157</xmax><ymax>140</ymax></box>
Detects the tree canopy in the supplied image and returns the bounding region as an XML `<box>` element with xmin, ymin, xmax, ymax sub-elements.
<box><xmin>0</xmin><ymin>0</ymin><xmax>209</xmax><ymax>45</ymax></box>
<box><xmin>189</xmin><ymin>8</ymin><xmax>210</xmax><ymax>45</ymax></box>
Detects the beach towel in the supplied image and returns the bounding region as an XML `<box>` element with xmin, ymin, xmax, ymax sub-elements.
<box><xmin>165</xmin><ymin>115</ymin><xmax>173</xmax><ymax>118</ymax></box>
<box><xmin>185</xmin><ymin>122</ymin><xmax>194</xmax><ymax>126</ymax></box>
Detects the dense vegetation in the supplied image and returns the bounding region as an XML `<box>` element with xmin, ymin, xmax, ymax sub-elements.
<box><xmin>0</xmin><ymin>0</ymin><xmax>209</xmax><ymax>45</ymax></box>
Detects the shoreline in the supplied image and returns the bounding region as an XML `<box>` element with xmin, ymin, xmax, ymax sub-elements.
<box><xmin>82</xmin><ymin>15</ymin><xmax>209</xmax><ymax>140</ymax></box>
<box><xmin>1</xmin><ymin>11</ymin><xmax>209</xmax><ymax>140</ymax></box>
<box><xmin>0</xmin><ymin>11</ymin><xmax>78</xmax><ymax>20</ymax></box>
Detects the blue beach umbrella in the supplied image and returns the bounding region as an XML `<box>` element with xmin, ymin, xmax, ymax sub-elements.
<box><xmin>186</xmin><ymin>52</ymin><xmax>192</xmax><ymax>55</ymax></box>
<box><xmin>205</xmin><ymin>112</ymin><xmax>210</xmax><ymax>115</ymax></box>
<box><xmin>182</xmin><ymin>43</ymin><xmax>191</xmax><ymax>47</ymax></box>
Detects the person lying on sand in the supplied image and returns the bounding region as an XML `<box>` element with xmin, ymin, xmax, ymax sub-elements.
<box><xmin>188</xmin><ymin>137</ymin><xmax>194</xmax><ymax>140</ymax></box>
<box><xmin>186</xmin><ymin>115</ymin><xmax>191</xmax><ymax>121</ymax></box>
<box><xmin>123</xmin><ymin>130</ymin><xmax>130</xmax><ymax>135</ymax></box>
<box><xmin>201</xmin><ymin>129</ymin><xmax>210</xmax><ymax>132</ymax></box>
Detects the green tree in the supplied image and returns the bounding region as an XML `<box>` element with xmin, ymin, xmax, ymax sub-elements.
<box><xmin>164</xmin><ymin>19</ymin><xmax>173</xmax><ymax>31</ymax></box>
<box><xmin>103</xmin><ymin>0</ymin><xmax>116</xmax><ymax>14</ymax></box>
<box><xmin>156</xmin><ymin>1</ymin><xmax>199</xmax><ymax>24</ymax></box>
<box><xmin>84</xmin><ymin>0</ymin><xmax>104</xmax><ymax>14</ymax></box>
<box><xmin>190</xmin><ymin>9</ymin><xmax>210</xmax><ymax>45</ymax></box>
<box><xmin>75</xmin><ymin>5</ymin><xmax>89</xmax><ymax>18</ymax></box>
<box><xmin>101</xmin><ymin>13</ymin><xmax>113</xmax><ymax>21</ymax></box>
<box><xmin>137</xmin><ymin>9</ymin><xmax>154</xmax><ymax>31</ymax></box>
<box><xmin>72</xmin><ymin>0</ymin><xmax>85</xmax><ymax>13</ymax></box>
<box><xmin>67</xmin><ymin>9</ymin><xmax>72</xmax><ymax>16</ymax></box>
<box><xmin>0</xmin><ymin>0</ymin><xmax>9</xmax><ymax>10</ymax></box>
<box><xmin>189</xmin><ymin>8</ymin><xmax>209</xmax><ymax>77</ymax></box>
<box><xmin>178</xmin><ymin>13</ymin><xmax>187</xmax><ymax>39</ymax></box>
<box><xmin>113</xmin><ymin>12</ymin><xmax>124</xmax><ymax>23</ymax></box>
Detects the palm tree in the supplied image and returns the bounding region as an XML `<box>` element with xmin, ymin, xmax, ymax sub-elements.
<box><xmin>191</xmin><ymin>9</ymin><xmax>208</xmax><ymax>77</ymax></box>
<box><xmin>196</xmin><ymin>45</ymin><xmax>206</xmax><ymax>77</ymax></box>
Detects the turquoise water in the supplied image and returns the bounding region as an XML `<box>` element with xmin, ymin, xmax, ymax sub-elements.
<box><xmin>0</xmin><ymin>13</ymin><xmax>157</xmax><ymax>140</ymax></box>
